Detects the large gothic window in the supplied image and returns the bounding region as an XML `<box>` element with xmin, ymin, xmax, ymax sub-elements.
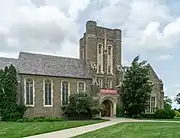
<box><xmin>43</xmin><ymin>79</ymin><xmax>53</xmax><ymax>106</ymax></box>
<box><xmin>107</xmin><ymin>45</ymin><xmax>113</xmax><ymax>74</ymax></box>
<box><xmin>146</xmin><ymin>97</ymin><xmax>156</xmax><ymax>113</ymax></box>
<box><xmin>24</xmin><ymin>78</ymin><xmax>34</xmax><ymax>106</ymax></box>
<box><xmin>97</xmin><ymin>43</ymin><xmax>103</xmax><ymax>74</ymax></box>
<box><xmin>61</xmin><ymin>81</ymin><xmax>69</xmax><ymax>104</ymax></box>
<box><xmin>77</xmin><ymin>81</ymin><xmax>86</xmax><ymax>93</ymax></box>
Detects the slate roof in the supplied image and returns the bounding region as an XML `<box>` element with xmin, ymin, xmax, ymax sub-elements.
<box><xmin>0</xmin><ymin>57</ymin><xmax>18</xmax><ymax>70</ymax></box>
<box><xmin>0</xmin><ymin>52</ymin><xmax>91</xmax><ymax>79</ymax></box>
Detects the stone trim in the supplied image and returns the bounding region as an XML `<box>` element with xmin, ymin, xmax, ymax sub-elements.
<box><xmin>86</xmin><ymin>34</ymin><xmax>96</xmax><ymax>38</ymax></box>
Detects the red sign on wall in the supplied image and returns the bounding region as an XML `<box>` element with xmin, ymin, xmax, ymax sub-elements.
<box><xmin>100</xmin><ymin>89</ymin><xmax>118</xmax><ymax>94</ymax></box>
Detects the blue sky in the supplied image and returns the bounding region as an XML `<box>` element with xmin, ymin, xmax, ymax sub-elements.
<box><xmin>0</xmin><ymin>0</ymin><xmax>180</xmax><ymax>108</ymax></box>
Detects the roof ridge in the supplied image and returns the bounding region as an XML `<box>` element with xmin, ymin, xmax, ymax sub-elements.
<box><xmin>19</xmin><ymin>52</ymin><xmax>80</xmax><ymax>60</ymax></box>
<box><xmin>0</xmin><ymin>57</ymin><xmax>18</xmax><ymax>60</ymax></box>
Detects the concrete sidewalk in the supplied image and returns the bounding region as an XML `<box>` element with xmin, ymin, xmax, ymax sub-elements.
<box><xmin>27</xmin><ymin>118</ymin><xmax>135</xmax><ymax>138</ymax></box>
<box><xmin>27</xmin><ymin>118</ymin><xmax>180</xmax><ymax>138</ymax></box>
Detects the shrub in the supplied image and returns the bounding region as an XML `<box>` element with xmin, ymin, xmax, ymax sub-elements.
<box><xmin>62</xmin><ymin>92</ymin><xmax>101</xmax><ymax>120</ymax></box>
<box><xmin>175</xmin><ymin>110</ymin><xmax>180</xmax><ymax>117</ymax></box>
<box><xmin>141</xmin><ymin>113</ymin><xmax>155</xmax><ymax>119</ymax></box>
<box><xmin>154</xmin><ymin>109</ymin><xmax>175</xmax><ymax>119</ymax></box>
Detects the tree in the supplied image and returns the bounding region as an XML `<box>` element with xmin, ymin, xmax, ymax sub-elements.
<box><xmin>0</xmin><ymin>64</ymin><xmax>27</xmax><ymax>121</ymax></box>
<box><xmin>175</xmin><ymin>93</ymin><xmax>180</xmax><ymax>104</ymax></box>
<box><xmin>62</xmin><ymin>92</ymin><xmax>101</xmax><ymax>120</ymax></box>
<box><xmin>164</xmin><ymin>96</ymin><xmax>172</xmax><ymax>110</ymax></box>
<box><xmin>122</xmin><ymin>56</ymin><xmax>153</xmax><ymax>118</ymax></box>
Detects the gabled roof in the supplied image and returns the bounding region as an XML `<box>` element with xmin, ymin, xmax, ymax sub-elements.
<box><xmin>0</xmin><ymin>57</ymin><xmax>18</xmax><ymax>70</ymax></box>
<box><xmin>147</xmin><ymin>63</ymin><xmax>162</xmax><ymax>82</ymax></box>
<box><xmin>0</xmin><ymin>52</ymin><xmax>91</xmax><ymax>79</ymax></box>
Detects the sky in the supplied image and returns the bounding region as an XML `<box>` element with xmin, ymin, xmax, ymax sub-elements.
<box><xmin>0</xmin><ymin>0</ymin><xmax>180</xmax><ymax>108</ymax></box>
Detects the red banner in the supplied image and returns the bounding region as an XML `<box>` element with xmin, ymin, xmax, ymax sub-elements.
<box><xmin>100</xmin><ymin>89</ymin><xmax>118</xmax><ymax>94</ymax></box>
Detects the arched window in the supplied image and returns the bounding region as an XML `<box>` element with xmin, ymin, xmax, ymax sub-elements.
<box><xmin>61</xmin><ymin>81</ymin><xmax>69</xmax><ymax>104</ymax></box>
<box><xmin>24</xmin><ymin>78</ymin><xmax>34</xmax><ymax>106</ymax></box>
<box><xmin>43</xmin><ymin>79</ymin><xmax>53</xmax><ymax>106</ymax></box>
<box><xmin>77</xmin><ymin>81</ymin><xmax>86</xmax><ymax>93</ymax></box>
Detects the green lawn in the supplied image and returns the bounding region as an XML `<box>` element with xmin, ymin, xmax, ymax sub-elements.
<box><xmin>0</xmin><ymin>120</ymin><xmax>106</xmax><ymax>138</ymax></box>
<box><xmin>75</xmin><ymin>122</ymin><xmax>180</xmax><ymax>138</ymax></box>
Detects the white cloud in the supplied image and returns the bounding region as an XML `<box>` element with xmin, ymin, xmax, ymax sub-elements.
<box><xmin>0</xmin><ymin>0</ymin><xmax>180</xmax><ymax>59</ymax></box>
<box><xmin>0</xmin><ymin>0</ymin><xmax>91</xmax><ymax>58</ymax></box>
<box><xmin>158</xmin><ymin>54</ymin><xmax>173</xmax><ymax>60</ymax></box>
<box><xmin>91</xmin><ymin>0</ymin><xmax>180</xmax><ymax>53</ymax></box>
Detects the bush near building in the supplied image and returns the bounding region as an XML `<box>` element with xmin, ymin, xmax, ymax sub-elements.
<box><xmin>62</xmin><ymin>92</ymin><xmax>102</xmax><ymax>120</ymax></box>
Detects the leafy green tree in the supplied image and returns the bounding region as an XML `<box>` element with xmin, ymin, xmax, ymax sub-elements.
<box><xmin>175</xmin><ymin>93</ymin><xmax>180</xmax><ymax>104</ymax></box>
<box><xmin>122</xmin><ymin>56</ymin><xmax>153</xmax><ymax>118</ymax></box>
<box><xmin>164</xmin><ymin>96</ymin><xmax>172</xmax><ymax>110</ymax></box>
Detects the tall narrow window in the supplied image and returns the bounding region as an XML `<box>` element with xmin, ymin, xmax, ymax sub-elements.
<box><xmin>150</xmin><ymin>97</ymin><xmax>156</xmax><ymax>113</ymax></box>
<box><xmin>61</xmin><ymin>81</ymin><xmax>69</xmax><ymax>104</ymax></box>
<box><xmin>108</xmin><ymin>80</ymin><xmax>113</xmax><ymax>88</ymax></box>
<box><xmin>98</xmin><ymin>65</ymin><xmax>101</xmax><ymax>73</ymax></box>
<box><xmin>25</xmin><ymin>78</ymin><xmax>34</xmax><ymax>106</ymax></box>
<box><xmin>107</xmin><ymin>45</ymin><xmax>113</xmax><ymax>74</ymax></box>
<box><xmin>99</xmin><ymin>44</ymin><xmax>102</xmax><ymax>53</ymax></box>
<box><xmin>108</xmin><ymin>46</ymin><xmax>111</xmax><ymax>55</ymax></box>
<box><xmin>97</xmin><ymin>43</ymin><xmax>103</xmax><ymax>74</ymax></box>
<box><xmin>108</xmin><ymin>66</ymin><xmax>111</xmax><ymax>74</ymax></box>
<box><xmin>44</xmin><ymin>79</ymin><xmax>53</xmax><ymax>106</ymax></box>
<box><xmin>77</xmin><ymin>81</ymin><xmax>86</xmax><ymax>93</ymax></box>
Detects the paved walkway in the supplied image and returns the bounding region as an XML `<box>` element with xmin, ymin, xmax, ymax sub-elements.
<box><xmin>27</xmin><ymin>118</ymin><xmax>180</xmax><ymax>138</ymax></box>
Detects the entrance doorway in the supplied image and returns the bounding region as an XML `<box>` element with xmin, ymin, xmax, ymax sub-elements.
<box><xmin>101</xmin><ymin>100</ymin><xmax>113</xmax><ymax>117</ymax></box>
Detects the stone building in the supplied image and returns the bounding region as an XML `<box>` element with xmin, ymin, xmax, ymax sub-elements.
<box><xmin>0</xmin><ymin>20</ymin><xmax>164</xmax><ymax>117</ymax></box>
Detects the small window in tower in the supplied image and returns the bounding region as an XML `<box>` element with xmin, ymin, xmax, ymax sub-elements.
<box><xmin>108</xmin><ymin>46</ymin><xmax>111</xmax><ymax>55</ymax></box>
<box><xmin>108</xmin><ymin>80</ymin><xmax>113</xmax><ymax>88</ymax></box>
<box><xmin>98</xmin><ymin>64</ymin><xmax>101</xmax><ymax>73</ymax></box>
<box><xmin>99</xmin><ymin>44</ymin><xmax>102</xmax><ymax>53</ymax></box>
<box><xmin>108</xmin><ymin>66</ymin><xmax>111</xmax><ymax>74</ymax></box>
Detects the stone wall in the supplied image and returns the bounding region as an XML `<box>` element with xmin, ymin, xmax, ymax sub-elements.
<box><xmin>19</xmin><ymin>74</ymin><xmax>92</xmax><ymax>117</ymax></box>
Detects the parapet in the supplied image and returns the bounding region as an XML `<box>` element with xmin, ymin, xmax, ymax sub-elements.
<box><xmin>86</xmin><ymin>20</ymin><xmax>97</xmax><ymax>34</ymax></box>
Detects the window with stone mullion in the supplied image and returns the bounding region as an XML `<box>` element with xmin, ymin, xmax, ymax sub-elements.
<box><xmin>150</xmin><ymin>97</ymin><xmax>156</xmax><ymax>113</ymax></box>
<box><xmin>45</xmin><ymin>80</ymin><xmax>52</xmax><ymax>106</ymax></box>
<box><xmin>25</xmin><ymin>79</ymin><xmax>33</xmax><ymax>106</ymax></box>
<box><xmin>62</xmin><ymin>81</ymin><xmax>69</xmax><ymax>104</ymax></box>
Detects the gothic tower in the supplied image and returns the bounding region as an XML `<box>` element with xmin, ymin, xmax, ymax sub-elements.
<box><xmin>79</xmin><ymin>20</ymin><xmax>122</xmax><ymax>90</ymax></box>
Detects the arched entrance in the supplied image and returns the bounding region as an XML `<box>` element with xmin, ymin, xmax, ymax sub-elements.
<box><xmin>101</xmin><ymin>100</ymin><xmax>113</xmax><ymax>117</ymax></box>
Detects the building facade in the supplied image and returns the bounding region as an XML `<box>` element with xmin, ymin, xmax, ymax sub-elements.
<box><xmin>0</xmin><ymin>20</ymin><xmax>164</xmax><ymax>117</ymax></box>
